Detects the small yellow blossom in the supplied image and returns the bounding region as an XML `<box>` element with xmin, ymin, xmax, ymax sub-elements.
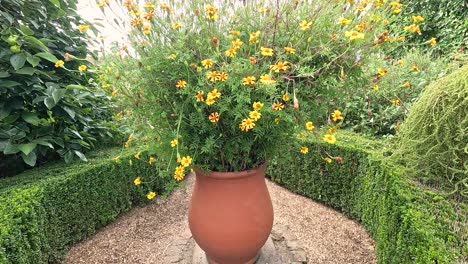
<box><xmin>134</xmin><ymin>176</ymin><xmax>141</xmax><ymax>186</ymax></box>
<box><xmin>143</xmin><ymin>24</ymin><xmax>151</xmax><ymax>35</ymax></box>
<box><xmin>282</xmin><ymin>93</ymin><xmax>290</xmax><ymax>102</ymax></box>
<box><xmin>305</xmin><ymin>121</ymin><xmax>314</xmax><ymax>131</ymax></box>
<box><xmin>242</xmin><ymin>76</ymin><xmax>256</xmax><ymax>87</ymax></box>
<box><xmin>78</xmin><ymin>24</ymin><xmax>90</xmax><ymax>32</ymax></box>
<box><xmin>411</xmin><ymin>64</ymin><xmax>420</xmax><ymax>72</ymax></box>
<box><xmin>428</xmin><ymin>37</ymin><xmax>437</xmax><ymax>46</ymax></box>
<box><xmin>345</xmin><ymin>30</ymin><xmax>365</xmax><ymax>41</ymax></box>
<box><xmin>404</xmin><ymin>24</ymin><xmax>421</xmax><ymax>34</ymax></box>
<box><xmin>249</xmin><ymin>110</ymin><xmax>261</xmax><ymax>121</ymax></box>
<box><xmin>373</xmin><ymin>84</ymin><xmax>379</xmax><ymax>91</ymax></box>
<box><xmin>331</xmin><ymin>110</ymin><xmax>343</xmax><ymax>122</ymax></box>
<box><xmin>180</xmin><ymin>156</ymin><xmax>192</xmax><ymax>167</ymax></box>
<box><xmin>239</xmin><ymin>118</ymin><xmax>255</xmax><ymax>132</ymax></box>
<box><xmin>206</xmin><ymin>71</ymin><xmax>220</xmax><ymax>82</ymax></box>
<box><xmin>259</xmin><ymin>74</ymin><xmax>276</xmax><ymax>85</ymax></box>
<box><xmin>323</xmin><ymin>134</ymin><xmax>337</xmax><ymax>144</ymax></box>
<box><xmin>232</xmin><ymin>39</ymin><xmax>243</xmax><ymax>49</ymax></box>
<box><xmin>253</xmin><ymin>101</ymin><xmax>264</xmax><ymax>110</ymax></box>
<box><xmin>111</xmin><ymin>89</ymin><xmax>118</xmax><ymax>97</ymax></box>
<box><xmin>274</xmin><ymin>118</ymin><xmax>280</xmax><ymax>124</ymax></box>
<box><xmin>260</xmin><ymin>47</ymin><xmax>274</xmax><ymax>56</ymax></box>
<box><xmin>249</xmin><ymin>31</ymin><xmax>261</xmax><ymax>44</ymax></box>
<box><xmin>377</xmin><ymin>68</ymin><xmax>387</xmax><ymax>76</ymax></box>
<box><xmin>209</xmin><ymin>112</ymin><xmax>220</xmax><ymax>123</ymax></box>
<box><xmin>78</xmin><ymin>65</ymin><xmax>87</xmax><ymax>72</ymax></box>
<box><xmin>249</xmin><ymin>57</ymin><xmax>257</xmax><ymax>64</ymax></box>
<box><xmin>174</xmin><ymin>165</ymin><xmax>185</xmax><ymax>181</ymax></box>
<box><xmin>338</xmin><ymin>17</ymin><xmax>352</xmax><ymax>25</ymax></box>
<box><xmin>284</xmin><ymin>47</ymin><xmax>296</xmax><ymax>54</ymax></box>
<box><xmin>169</xmin><ymin>53</ymin><xmax>176</xmax><ymax>60</ymax></box>
<box><xmin>144</xmin><ymin>2</ymin><xmax>155</xmax><ymax>9</ymax></box>
<box><xmin>172</xmin><ymin>22</ymin><xmax>182</xmax><ymax>29</ymax></box>
<box><xmin>148</xmin><ymin>156</ymin><xmax>155</xmax><ymax>165</ymax></box>
<box><xmin>300</xmin><ymin>146</ymin><xmax>309</xmax><ymax>154</ymax></box>
<box><xmin>230</xmin><ymin>30</ymin><xmax>240</xmax><ymax>36</ymax></box>
<box><xmin>195</xmin><ymin>90</ymin><xmax>204</xmax><ymax>102</ymax></box>
<box><xmin>206</xmin><ymin>97</ymin><xmax>215</xmax><ymax>106</ymax></box>
<box><xmin>225</xmin><ymin>48</ymin><xmax>237</xmax><ymax>57</ymax></box>
<box><xmin>170</xmin><ymin>139</ymin><xmax>178</xmax><ymax>147</ymax></box>
<box><xmin>270</xmin><ymin>61</ymin><xmax>289</xmax><ymax>73</ymax></box>
<box><xmin>143</xmin><ymin>10</ymin><xmax>154</xmax><ymax>20</ymax></box>
<box><xmin>112</xmin><ymin>156</ymin><xmax>120</xmax><ymax>163</ymax></box>
<box><xmin>134</xmin><ymin>152</ymin><xmax>141</xmax><ymax>159</ymax></box>
<box><xmin>201</xmin><ymin>59</ymin><xmax>213</xmax><ymax>68</ymax></box>
<box><xmin>147</xmin><ymin>191</ymin><xmax>156</xmax><ymax>200</ymax></box>
<box><xmin>208</xmin><ymin>89</ymin><xmax>221</xmax><ymax>99</ymax></box>
<box><xmin>299</xmin><ymin>20</ymin><xmax>312</xmax><ymax>31</ymax></box>
<box><xmin>412</xmin><ymin>15</ymin><xmax>424</xmax><ymax>22</ymax></box>
<box><xmin>403</xmin><ymin>81</ymin><xmax>411</xmax><ymax>88</ymax></box>
<box><xmin>131</xmin><ymin>17</ymin><xmax>142</xmax><ymax>27</ymax></box>
<box><xmin>272</xmin><ymin>102</ymin><xmax>285</xmax><ymax>111</ymax></box>
<box><xmin>176</xmin><ymin>80</ymin><xmax>187</xmax><ymax>88</ymax></box>
<box><xmin>392</xmin><ymin>99</ymin><xmax>400</xmax><ymax>106</ymax></box>
<box><xmin>325</xmin><ymin>157</ymin><xmax>332</xmax><ymax>163</ymax></box>
<box><xmin>55</xmin><ymin>60</ymin><xmax>64</xmax><ymax>68</ymax></box>
<box><xmin>217</xmin><ymin>72</ymin><xmax>228</xmax><ymax>82</ymax></box>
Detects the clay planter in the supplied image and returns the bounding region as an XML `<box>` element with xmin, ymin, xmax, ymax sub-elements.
<box><xmin>188</xmin><ymin>163</ymin><xmax>274</xmax><ymax>264</ymax></box>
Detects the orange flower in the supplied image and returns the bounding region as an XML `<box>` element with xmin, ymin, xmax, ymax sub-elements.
<box><xmin>176</xmin><ymin>80</ymin><xmax>187</xmax><ymax>88</ymax></box>
<box><xmin>272</xmin><ymin>102</ymin><xmax>285</xmax><ymax>111</ymax></box>
<box><xmin>242</xmin><ymin>76</ymin><xmax>256</xmax><ymax>87</ymax></box>
<box><xmin>206</xmin><ymin>71</ymin><xmax>219</xmax><ymax>82</ymax></box>
<box><xmin>270</xmin><ymin>61</ymin><xmax>289</xmax><ymax>73</ymax></box>
<box><xmin>217</xmin><ymin>72</ymin><xmax>229</xmax><ymax>82</ymax></box>
<box><xmin>209</xmin><ymin>112</ymin><xmax>220</xmax><ymax>123</ymax></box>
<box><xmin>195</xmin><ymin>91</ymin><xmax>204</xmax><ymax>102</ymax></box>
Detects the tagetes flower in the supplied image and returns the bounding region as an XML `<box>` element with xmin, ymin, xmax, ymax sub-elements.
<box><xmin>428</xmin><ymin>37</ymin><xmax>437</xmax><ymax>46</ymax></box>
<box><xmin>134</xmin><ymin>152</ymin><xmax>141</xmax><ymax>159</ymax></box>
<box><xmin>176</xmin><ymin>80</ymin><xmax>187</xmax><ymax>88</ymax></box>
<box><xmin>232</xmin><ymin>39</ymin><xmax>243</xmax><ymax>49</ymax></box>
<box><xmin>206</xmin><ymin>71</ymin><xmax>220</xmax><ymax>82</ymax></box>
<box><xmin>242</xmin><ymin>76</ymin><xmax>256</xmax><ymax>87</ymax></box>
<box><xmin>149</xmin><ymin>156</ymin><xmax>155</xmax><ymax>165</ymax></box>
<box><xmin>143</xmin><ymin>10</ymin><xmax>154</xmax><ymax>20</ymax></box>
<box><xmin>323</xmin><ymin>134</ymin><xmax>336</xmax><ymax>144</ymax></box>
<box><xmin>239</xmin><ymin>118</ymin><xmax>255</xmax><ymax>132</ymax></box>
<box><xmin>282</xmin><ymin>93</ymin><xmax>290</xmax><ymax>102</ymax></box>
<box><xmin>411</xmin><ymin>64</ymin><xmax>420</xmax><ymax>72</ymax></box>
<box><xmin>377</xmin><ymin>68</ymin><xmax>387</xmax><ymax>76</ymax></box>
<box><xmin>180</xmin><ymin>156</ymin><xmax>192</xmax><ymax>167</ymax></box>
<box><xmin>338</xmin><ymin>17</ymin><xmax>352</xmax><ymax>25</ymax></box>
<box><xmin>208</xmin><ymin>89</ymin><xmax>221</xmax><ymax>99</ymax></box>
<box><xmin>260</xmin><ymin>47</ymin><xmax>274</xmax><ymax>56</ymax></box>
<box><xmin>201</xmin><ymin>59</ymin><xmax>213</xmax><ymax>68</ymax></box>
<box><xmin>389</xmin><ymin>1</ymin><xmax>402</xmax><ymax>13</ymax></box>
<box><xmin>249</xmin><ymin>57</ymin><xmax>257</xmax><ymax>64</ymax></box>
<box><xmin>230</xmin><ymin>30</ymin><xmax>240</xmax><ymax>36</ymax></box>
<box><xmin>259</xmin><ymin>74</ymin><xmax>276</xmax><ymax>85</ymax></box>
<box><xmin>403</xmin><ymin>81</ymin><xmax>411</xmax><ymax>88</ymax></box>
<box><xmin>174</xmin><ymin>166</ymin><xmax>185</xmax><ymax>181</ymax></box>
<box><xmin>171</xmin><ymin>139</ymin><xmax>178</xmax><ymax>147</ymax></box>
<box><xmin>134</xmin><ymin>176</ymin><xmax>141</xmax><ymax>186</ymax></box>
<box><xmin>345</xmin><ymin>30</ymin><xmax>365</xmax><ymax>40</ymax></box>
<box><xmin>130</xmin><ymin>9</ymin><xmax>141</xmax><ymax>16</ymax></box>
<box><xmin>169</xmin><ymin>53</ymin><xmax>176</xmax><ymax>60</ymax></box>
<box><xmin>392</xmin><ymin>99</ymin><xmax>400</xmax><ymax>106</ymax></box>
<box><xmin>205</xmin><ymin>4</ymin><xmax>218</xmax><ymax>20</ymax></box>
<box><xmin>299</xmin><ymin>20</ymin><xmax>312</xmax><ymax>31</ymax></box>
<box><xmin>78</xmin><ymin>24</ymin><xmax>90</xmax><ymax>32</ymax></box>
<box><xmin>144</xmin><ymin>2</ymin><xmax>155</xmax><ymax>9</ymax></box>
<box><xmin>55</xmin><ymin>60</ymin><xmax>64</xmax><ymax>68</ymax></box>
<box><xmin>404</xmin><ymin>24</ymin><xmax>421</xmax><ymax>34</ymax></box>
<box><xmin>249</xmin><ymin>31</ymin><xmax>260</xmax><ymax>44</ymax></box>
<box><xmin>172</xmin><ymin>22</ymin><xmax>182</xmax><ymax>29</ymax></box>
<box><xmin>195</xmin><ymin>90</ymin><xmax>204</xmax><ymax>102</ymax></box>
<box><xmin>131</xmin><ymin>17</ymin><xmax>142</xmax><ymax>27</ymax></box>
<box><xmin>249</xmin><ymin>110</ymin><xmax>261</xmax><ymax>121</ymax></box>
<box><xmin>331</xmin><ymin>110</ymin><xmax>343</xmax><ymax>122</ymax></box>
<box><xmin>270</xmin><ymin>61</ymin><xmax>289</xmax><ymax>73</ymax></box>
<box><xmin>225</xmin><ymin>48</ymin><xmax>237</xmax><ymax>57</ymax></box>
<box><xmin>253</xmin><ymin>101</ymin><xmax>264</xmax><ymax>110</ymax></box>
<box><xmin>209</xmin><ymin>112</ymin><xmax>220</xmax><ymax>123</ymax></box>
<box><xmin>325</xmin><ymin>157</ymin><xmax>332</xmax><ymax>163</ymax></box>
<box><xmin>147</xmin><ymin>191</ymin><xmax>156</xmax><ymax>200</ymax></box>
<box><xmin>373</xmin><ymin>84</ymin><xmax>379</xmax><ymax>91</ymax></box>
<box><xmin>78</xmin><ymin>65</ymin><xmax>87</xmax><ymax>72</ymax></box>
<box><xmin>217</xmin><ymin>72</ymin><xmax>228</xmax><ymax>82</ymax></box>
<box><xmin>272</xmin><ymin>102</ymin><xmax>285</xmax><ymax>111</ymax></box>
<box><xmin>300</xmin><ymin>146</ymin><xmax>309</xmax><ymax>154</ymax></box>
<box><xmin>305</xmin><ymin>121</ymin><xmax>314</xmax><ymax>130</ymax></box>
<box><xmin>412</xmin><ymin>15</ymin><xmax>424</xmax><ymax>22</ymax></box>
<box><xmin>283</xmin><ymin>47</ymin><xmax>296</xmax><ymax>54</ymax></box>
<box><xmin>143</xmin><ymin>24</ymin><xmax>151</xmax><ymax>34</ymax></box>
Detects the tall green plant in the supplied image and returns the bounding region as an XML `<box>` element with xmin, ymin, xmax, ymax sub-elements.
<box><xmin>0</xmin><ymin>0</ymin><xmax>115</xmax><ymax>176</ymax></box>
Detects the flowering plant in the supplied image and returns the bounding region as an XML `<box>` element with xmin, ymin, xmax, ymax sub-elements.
<box><xmin>104</xmin><ymin>0</ymin><xmax>409</xmax><ymax>180</ymax></box>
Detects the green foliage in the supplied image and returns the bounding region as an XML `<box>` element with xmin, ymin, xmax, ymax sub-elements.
<box><xmin>268</xmin><ymin>131</ymin><xmax>466</xmax><ymax>263</ymax></box>
<box><xmin>0</xmin><ymin>147</ymin><xmax>173</xmax><ymax>263</ymax></box>
<box><xmin>0</xmin><ymin>0</ymin><xmax>115</xmax><ymax>174</ymax></box>
<box><xmin>397</xmin><ymin>0</ymin><xmax>467</xmax><ymax>54</ymax></box>
<box><xmin>391</xmin><ymin>65</ymin><xmax>467</xmax><ymax>197</ymax></box>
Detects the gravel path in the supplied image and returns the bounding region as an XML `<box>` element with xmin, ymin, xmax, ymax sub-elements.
<box><xmin>64</xmin><ymin>174</ymin><xmax>376</xmax><ymax>264</ymax></box>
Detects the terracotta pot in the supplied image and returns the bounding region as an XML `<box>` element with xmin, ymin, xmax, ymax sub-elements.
<box><xmin>189</xmin><ymin>163</ymin><xmax>274</xmax><ymax>264</ymax></box>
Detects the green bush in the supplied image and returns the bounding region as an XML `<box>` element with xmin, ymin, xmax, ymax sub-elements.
<box><xmin>0</xmin><ymin>0</ymin><xmax>115</xmax><ymax>175</ymax></box>
<box><xmin>0</xmin><ymin>147</ymin><xmax>175</xmax><ymax>263</ymax></box>
<box><xmin>268</xmin><ymin>131</ymin><xmax>466</xmax><ymax>263</ymax></box>
<box><xmin>391</xmin><ymin>65</ymin><xmax>467</xmax><ymax>197</ymax></box>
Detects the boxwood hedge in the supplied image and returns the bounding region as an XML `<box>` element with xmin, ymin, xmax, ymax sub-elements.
<box><xmin>268</xmin><ymin>131</ymin><xmax>466</xmax><ymax>264</ymax></box>
<box><xmin>0</xmin><ymin>147</ymin><xmax>174</xmax><ymax>263</ymax></box>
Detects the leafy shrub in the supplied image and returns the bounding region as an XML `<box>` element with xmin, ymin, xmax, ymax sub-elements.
<box><xmin>391</xmin><ymin>65</ymin><xmax>467</xmax><ymax>198</ymax></box>
<box><xmin>0</xmin><ymin>147</ymin><xmax>172</xmax><ymax>263</ymax></box>
<box><xmin>0</xmin><ymin>0</ymin><xmax>115</xmax><ymax>175</ymax></box>
<box><xmin>268</xmin><ymin>131</ymin><xmax>466</xmax><ymax>263</ymax></box>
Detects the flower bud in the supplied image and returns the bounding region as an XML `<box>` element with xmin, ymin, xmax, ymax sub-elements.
<box><xmin>293</xmin><ymin>96</ymin><xmax>299</xmax><ymax>109</ymax></box>
<box><xmin>212</xmin><ymin>36</ymin><xmax>218</xmax><ymax>46</ymax></box>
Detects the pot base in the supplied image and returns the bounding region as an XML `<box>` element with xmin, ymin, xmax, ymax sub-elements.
<box><xmin>206</xmin><ymin>253</ymin><xmax>259</xmax><ymax>264</ymax></box>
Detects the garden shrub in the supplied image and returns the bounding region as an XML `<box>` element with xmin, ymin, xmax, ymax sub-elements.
<box><xmin>391</xmin><ymin>65</ymin><xmax>467</xmax><ymax>197</ymax></box>
<box><xmin>0</xmin><ymin>0</ymin><xmax>115</xmax><ymax>176</ymax></box>
<box><xmin>268</xmin><ymin>131</ymin><xmax>466</xmax><ymax>263</ymax></box>
<box><xmin>0</xmin><ymin>147</ymin><xmax>174</xmax><ymax>263</ymax></box>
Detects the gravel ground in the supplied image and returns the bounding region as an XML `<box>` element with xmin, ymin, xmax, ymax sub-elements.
<box><xmin>64</xmin><ymin>174</ymin><xmax>376</xmax><ymax>264</ymax></box>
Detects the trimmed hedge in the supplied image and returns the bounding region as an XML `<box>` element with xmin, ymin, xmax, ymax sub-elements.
<box><xmin>0</xmin><ymin>147</ymin><xmax>173</xmax><ymax>263</ymax></box>
<box><xmin>268</xmin><ymin>131</ymin><xmax>466</xmax><ymax>264</ymax></box>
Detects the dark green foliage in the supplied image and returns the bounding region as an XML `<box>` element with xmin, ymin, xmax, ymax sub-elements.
<box><xmin>0</xmin><ymin>0</ymin><xmax>115</xmax><ymax>173</ymax></box>
<box><xmin>0</xmin><ymin>147</ymin><xmax>173</xmax><ymax>263</ymax></box>
<box><xmin>391</xmin><ymin>65</ymin><xmax>467</xmax><ymax>197</ymax></box>
<box><xmin>268</xmin><ymin>131</ymin><xmax>466</xmax><ymax>263</ymax></box>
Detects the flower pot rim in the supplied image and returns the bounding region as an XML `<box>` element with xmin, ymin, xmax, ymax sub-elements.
<box><xmin>194</xmin><ymin>162</ymin><xmax>267</xmax><ymax>180</ymax></box>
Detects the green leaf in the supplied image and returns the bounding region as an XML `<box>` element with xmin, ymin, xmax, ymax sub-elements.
<box><xmin>62</xmin><ymin>106</ymin><xmax>75</xmax><ymax>119</ymax></box>
<box><xmin>74</xmin><ymin>150</ymin><xmax>87</xmax><ymax>162</ymax></box>
<box><xmin>64</xmin><ymin>151</ymin><xmax>74</xmax><ymax>163</ymax></box>
<box><xmin>49</xmin><ymin>0</ymin><xmax>61</xmax><ymax>8</ymax></box>
<box><xmin>27</xmin><ymin>55</ymin><xmax>41</xmax><ymax>67</ymax></box>
<box><xmin>0</xmin><ymin>72</ymin><xmax>10</xmax><ymax>78</ymax></box>
<box><xmin>21</xmin><ymin>151</ymin><xmax>37</xmax><ymax>166</ymax></box>
<box><xmin>52</xmin><ymin>89</ymin><xmax>66</xmax><ymax>104</ymax></box>
<box><xmin>18</xmin><ymin>143</ymin><xmax>37</xmax><ymax>155</ymax></box>
<box><xmin>3</xmin><ymin>143</ymin><xmax>19</xmax><ymax>155</ymax></box>
<box><xmin>16</xmin><ymin>67</ymin><xmax>36</xmax><ymax>75</ymax></box>
<box><xmin>19</xmin><ymin>25</ymin><xmax>34</xmax><ymax>36</ymax></box>
<box><xmin>0</xmin><ymin>11</ymin><xmax>13</xmax><ymax>24</ymax></box>
<box><xmin>0</xmin><ymin>80</ymin><xmax>21</xmax><ymax>87</ymax></box>
<box><xmin>65</xmin><ymin>84</ymin><xmax>90</xmax><ymax>91</ymax></box>
<box><xmin>2</xmin><ymin>114</ymin><xmax>20</xmax><ymax>124</ymax></box>
<box><xmin>44</xmin><ymin>97</ymin><xmax>56</xmax><ymax>109</ymax></box>
<box><xmin>25</xmin><ymin>36</ymin><xmax>49</xmax><ymax>52</ymax></box>
<box><xmin>34</xmin><ymin>138</ymin><xmax>54</xmax><ymax>149</ymax></box>
<box><xmin>35</xmin><ymin>52</ymin><xmax>58</xmax><ymax>63</ymax></box>
<box><xmin>10</xmin><ymin>54</ymin><xmax>26</xmax><ymax>70</ymax></box>
<box><xmin>22</xmin><ymin>112</ymin><xmax>40</xmax><ymax>126</ymax></box>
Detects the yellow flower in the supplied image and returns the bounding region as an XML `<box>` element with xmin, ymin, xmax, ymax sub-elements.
<box><xmin>144</xmin><ymin>2</ymin><xmax>155</xmax><ymax>9</ymax></box>
<box><xmin>331</xmin><ymin>110</ymin><xmax>343</xmax><ymax>122</ymax></box>
<box><xmin>206</xmin><ymin>97</ymin><xmax>215</xmax><ymax>106</ymax></box>
<box><xmin>176</xmin><ymin>80</ymin><xmax>187</xmax><ymax>88</ymax></box>
<box><xmin>377</xmin><ymin>68</ymin><xmax>387</xmax><ymax>76</ymax></box>
<box><xmin>305</xmin><ymin>121</ymin><xmax>314</xmax><ymax>131</ymax></box>
<box><xmin>392</xmin><ymin>99</ymin><xmax>400</xmax><ymax>106</ymax></box>
<box><xmin>201</xmin><ymin>59</ymin><xmax>213</xmax><ymax>68</ymax></box>
<box><xmin>147</xmin><ymin>191</ymin><xmax>156</xmax><ymax>200</ymax></box>
<box><xmin>282</xmin><ymin>93</ymin><xmax>290</xmax><ymax>102</ymax></box>
<box><xmin>404</xmin><ymin>24</ymin><xmax>421</xmax><ymax>34</ymax></box>
<box><xmin>130</xmin><ymin>9</ymin><xmax>141</xmax><ymax>17</ymax></box>
<box><xmin>78</xmin><ymin>24</ymin><xmax>90</xmax><ymax>32</ymax></box>
<box><xmin>148</xmin><ymin>156</ymin><xmax>155</xmax><ymax>165</ymax></box>
<box><xmin>180</xmin><ymin>156</ymin><xmax>192</xmax><ymax>167</ymax></box>
<box><xmin>112</xmin><ymin>156</ymin><xmax>120</xmax><ymax>163</ymax></box>
<box><xmin>78</xmin><ymin>65</ymin><xmax>87</xmax><ymax>72</ymax></box>
<box><xmin>206</xmin><ymin>71</ymin><xmax>220</xmax><ymax>82</ymax></box>
<box><xmin>260</xmin><ymin>47</ymin><xmax>274</xmax><ymax>56</ymax></box>
<box><xmin>242</xmin><ymin>76</ymin><xmax>256</xmax><ymax>87</ymax></box>
<box><xmin>170</xmin><ymin>139</ymin><xmax>178</xmax><ymax>147</ymax></box>
<box><xmin>134</xmin><ymin>176</ymin><xmax>141</xmax><ymax>186</ymax></box>
<box><xmin>403</xmin><ymin>81</ymin><xmax>411</xmax><ymax>88</ymax></box>
<box><xmin>299</xmin><ymin>20</ymin><xmax>312</xmax><ymax>31</ymax></box>
<box><xmin>174</xmin><ymin>165</ymin><xmax>185</xmax><ymax>181</ymax></box>
<box><xmin>230</xmin><ymin>30</ymin><xmax>240</xmax><ymax>36</ymax></box>
<box><xmin>259</xmin><ymin>74</ymin><xmax>276</xmax><ymax>85</ymax></box>
<box><xmin>232</xmin><ymin>39</ymin><xmax>243</xmax><ymax>49</ymax></box>
<box><xmin>253</xmin><ymin>101</ymin><xmax>264</xmax><ymax>110</ymax></box>
<box><xmin>239</xmin><ymin>118</ymin><xmax>255</xmax><ymax>132</ymax></box>
<box><xmin>249</xmin><ymin>31</ymin><xmax>260</xmax><ymax>44</ymax></box>
<box><xmin>300</xmin><ymin>146</ymin><xmax>309</xmax><ymax>154</ymax></box>
<box><xmin>258</xmin><ymin>7</ymin><xmax>270</xmax><ymax>13</ymax></box>
<box><xmin>284</xmin><ymin>47</ymin><xmax>296</xmax><ymax>54</ymax></box>
<box><xmin>205</xmin><ymin>4</ymin><xmax>218</xmax><ymax>20</ymax></box>
<box><xmin>412</xmin><ymin>15</ymin><xmax>424</xmax><ymax>22</ymax></box>
<box><xmin>134</xmin><ymin>152</ymin><xmax>141</xmax><ymax>159</ymax></box>
<box><xmin>217</xmin><ymin>72</ymin><xmax>229</xmax><ymax>82</ymax></box>
<box><xmin>428</xmin><ymin>37</ymin><xmax>437</xmax><ymax>46</ymax></box>
<box><xmin>270</xmin><ymin>61</ymin><xmax>289</xmax><ymax>73</ymax></box>
<box><xmin>209</xmin><ymin>112</ymin><xmax>220</xmax><ymax>123</ymax></box>
<box><xmin>131</xmin><ymin>17</ymin><xmax>142</xmax><ymax>27</ymax></box>
<box><xmin>272</xmin><ymin>102</ymin><xmax>285</xmax><ymax>111</ymax></box>
<box><xmin>208</xmin><ymin>88</ymin><xmax>221</xmax><ymax>99</ymax></box>
<box><xmin>249</xmin><ymin>110</ymin><xmax>261</xmax><ymax>121</ymax></box>
<box><xmin>129</xmin><ymin>159</ymin><xmax>133</xmax><ymax>166</ymax></box>
<box><xmin>249</xmin><ymin>57</ymin><xmax>257</xmax><ymax>64</ymax></box>
<box><xmin>169</xmin><ymin>53</ymin><xmax>176</xmax><ymax>60</ymax></box>
<box><xmin>411</xmin><ymin>64</ymin><xmax>420</xmax><ymax>72</ymax></box>
<box><xmin>274</xmin><ymin>118</ymin><xmax>280</xmax><ymax>124</ymax></box>
<box><xmin>323</xmin><ymin>134</ymin><xmax>336</xmax><ymax>144</ymax></box>
<box><xmin>325</xmin><ymin>157</ymin><xmax>332</xmax><ymax>163</ymax></box>
<box><xmin>143</xmin><ymin>24</ymin><xmax>151</xmax><ymax>35</ymax></box>
<box><xmin>172</xmin><ymin>22</ymin><xmax>182</xmax><ymax>29</ymax></box>
<box><xmin>111</xmin><ymin>89</ymin><xmax>118</xmax><ymax>97</ymax></box>
<box><xmin>143</xmin><ymin>10</ymin><xmax>154</xmax><ymax>20</ymax></box>
<box><xmin>195</xmin><ymin>90</ymin><xmax>204</xmax><ymax>102</ymax></box>
<box><xmin>225</xmin><ymin>48</ymin><xmax>237</xmax><ymax>57</ymax></box>
<box><xmin>338</xmin><ymin>17</ymin><xmax>352</xmax><ymax>25</ymax></box>
<box><xmin>55</xmin><ymin>60</ymin><xmax>64</xmax><ymax>68</ymax></box>
<box><xmin>373</xmin><ymin>84</ymin><xmax>379</xmax><ymax>91</ymax></box>
<box><xmin>345</xmin><ymin>30</ymin><xmax>365</xmax><ymax>41</ymax></box>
